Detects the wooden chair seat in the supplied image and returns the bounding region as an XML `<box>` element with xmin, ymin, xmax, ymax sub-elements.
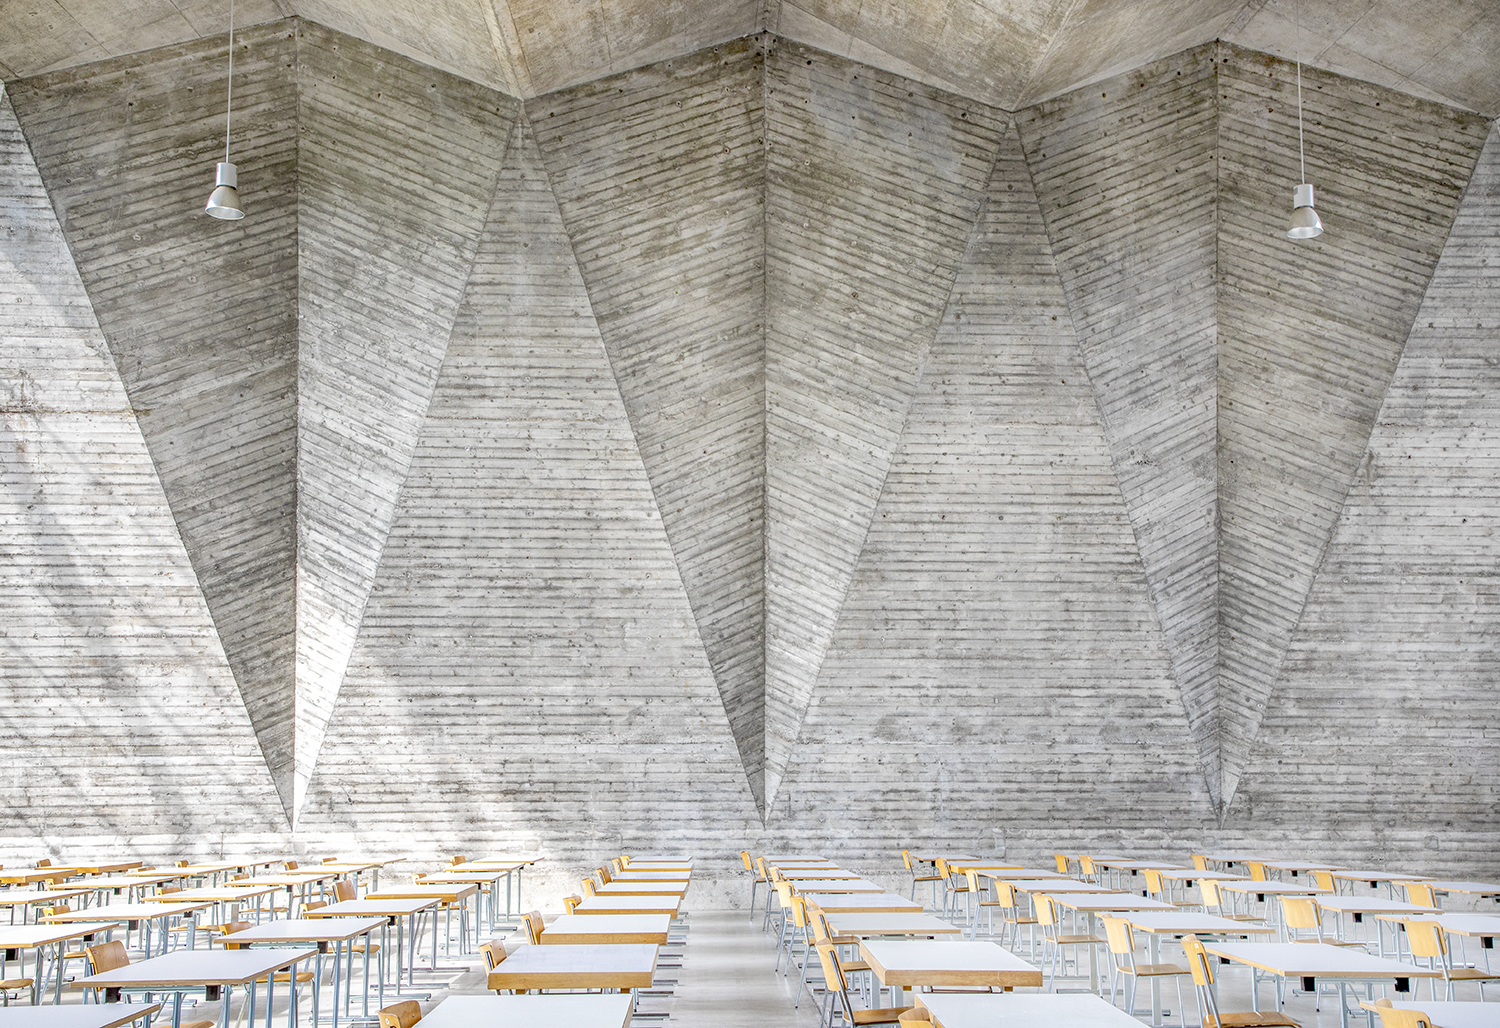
<box><xmin>177</xmin><ymin>1021</ymin><xmax>216</xmax><ymax>1028</ymax></box>
<box><xmin>1</xmin><ymin>978</ymin><xmax>33</xmax><ymax>990</ymax></box>
<box><xmin>1447</xmin><ymin>968</ymin><xmax>1500</xmax><ymax>982</ymax></box>
<box><xmin>1292</xmin><ymin>938</ymin><xmax>1366</xmax><ymax>949</ymax></box>
<box><xmin>1205</xmin><ymin>1013</ymin><xmax>1300</xmax><ymax>1028</ymax></box>
<box><xmin>1054</xmin><ymin>933</ymin><xmax>1103</xmax><ymax>946</ymax></box>
<box><xmin>254</xmin><ymin>971</ymin><xmax>316</xmax><ymax>985</ymax></box>
<box><xmin>850</xmin><ymin>1007</ymin><xmax>914</xmax><ymax>1026</ymax></box>
<box><xmin>1122</xmin><ymin>962</ymin><xmax>1190</xmax><ymax>978</ymax></box>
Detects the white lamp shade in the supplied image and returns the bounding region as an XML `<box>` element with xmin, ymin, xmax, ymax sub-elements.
<box><xmin>1286</xmin><ymin>182</ymin><xmax>1322</xmax><ymax>239</ymax></box>
<box><xmin>206</xmin><ymin>161</ymin><xmax>245</xmax><ymax>220</ymax></box>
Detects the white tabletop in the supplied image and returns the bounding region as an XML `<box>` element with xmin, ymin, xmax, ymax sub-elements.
<box><xmin>910</xmin><ymin>854</ymin><xmax>980</xmax><ymax>863</ymax></box>
<box><xmin>1333</xmin><ymin>872</ymin><xmax>1431</xmax><ymax>883</ymax></box>
<box><xmin>76</xmin><ymin>948</ymin><xmax>319</xmax><ymax>989</ymax></box>
<box><xmin>539</xmin><ymin>914</ymin><xmax>671</xmax><ymax>944</ymax></box>
<box><xmin>0</xmin><ymin>923</ymin><xmax>122</xmax><ymax>947</ymax></box>
<box><xmin>1359</xmin><ymin>1001</ymin><xmax>1500</xmax><ymax>1028</ymax></box>
<box><xmin>219</xmin><ymin>917</ymin><xmax>386</xmax><ymax>943</ymax></box>
<box><xmin>805</xmin><ymin>893</ymin><xmax>923</xmax><ymax>913</ymax></box>
<box><xmin>415</xmin><ymin>994</ymin><xmax>632</xmax><ymax>1028</ymax></box>
<box><xmin>571</xmin><ymin>897</ymin><xmax>681</xmax><ymax>916</ymax></box>
<box><xmin>1425</xmin><ymin>881</ymin><xmax>1500</xmax><ymax>895</ymax></box>
<box><xmin>921</xmin><ymin>992</ymin><xmax>1148</xmax><ymax>1028</ymax></box>
<box><xmin>302</xmin><ymin>898</ymin><xmax>436</xmax><ymax>917</ymax></box>
<box><xmin>1217</xmin><ymin>881</ymin><xmax>1327</xmax><ymax>895</ymax></box>
<box><xmin>1394</xmin><ymin>914</ymin><xmax>1500</xmax><ymax>936</ymax></box>
<box><xmin>979</xmin><ymin>869</ymin><xmax>1070</xmax><ymax>880</ymax></box>
<box><xmin>593</xmin><ymin>882</ymin><xmax>687</xmax><ymax>895</ymax></box>
<box><xmin>1052</xmin><ymin>894</ymin><xmax>1177</xmax><ymax>913</ymax></box>
<box><xmin>43</xmin><ymin>902</ymin><xmax>212</xmax><ymax>923</ymax></box>
<box><xmin>1125</xmin><ymin>912</ymin><xmax>1276</xmax><ymax>935</ymax></box>
<box><xmin>860</xmin><ymin>939</ymin><xmax>1041</xmax><ymax>988</ymax></box>
<box><xmin>791</xmin><ymin>879</ymin><xmax>885</xmax><ymax>893</ymax></box>
<box><xmin>486</xmin><ymin>943</ymin><xmax>657</xmax><ymax>990</ymax></box>
<box><xmin>1158</xmin><ymin>870</ymin><xmax>1249</xmax><ymax>882</ymax></box>
<box><xmin>1204</xmin><ymin>942</ymin><xmax>1443</xmax><ymax>980</ymax></box>
<box><xmin>609</xmin><ymin>871</ymin><xmax>691</xmax><ymax>881</ymax></box>
<box><xmin>1009</xmin><ymin>880</ymin><xmax>1113</xmax><ymax>893</ymax></box>
<box><xmin>823</xmin><ymin>913</ymin><xmax>962</xmax><ymax>936</ymax></box>
<box><xmin>1317</xmin><ymin>897</ymin><xmax>1435</xmax><ymax>915</ymax></box>
<box><xmin>0</xmin><ymin>1004</ymin><xmax>163</xmax><ymax>1027</ymax></box>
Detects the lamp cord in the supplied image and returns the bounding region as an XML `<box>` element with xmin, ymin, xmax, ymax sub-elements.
<box><xmin>1290</xmin><ymin>0</ymin><xmax>1302</xmax><ymax>182</ymax></box>
<box><xmin>225</xmin><ymin>0</ymin><xmax>234</xmax><ymax>166</ymax></box>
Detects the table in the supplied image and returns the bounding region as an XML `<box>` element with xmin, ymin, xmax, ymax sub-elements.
<box><xmin>366</xmin><ymin>885</ymin><xmax>480</xmax><ymax>959</ymax></box>
<box><xmin>225</xmin><ymin>874</ymin><xmax>340</xmax><ymax>914</ymax></box>
<box><xmin>1377</xmin><ymin>914</ymin><xmax>1500</xmax><ymax>967</ymax></box>
<box><xmin>0</xmin><ymin>889</ymin><xmax>99</xmax><ymax>922</ymax></box>
<box><xmin>1217</xmin><ymin>880</ymin><xmax>1328</xmax><ymax>922</ymax></box>
<box><xmin>219</xmin><ymin>917</ymin><xmax>386</xmax><ymax>1027</ymax></box>
<box><xmin>142</xmin><ymin>885</ymin><xmax>281</xmax><ymax>925</ymax></box>
<box><xmin>1009</xmin><ymin>880</ymin><xmax>1114</xmax><ymax>894</ymax></box>
<box><xmin>1124</xmin><ymin>911</ymin><xmax>1277</xmax><ymax>1021</ymax></box>
<box><xmin>978</xmin><ymin>869</ymin><xmax>1070</xmax><ymax>880</ymax></box>
<box><xmin>1264</xmin><ymin>861</ymin><xmax>1349</xmax><ymax>878</ymax></box>
<box><xmin>571</xmin><ymin>897</ymin><xmax>681</xmax><ymax>917</ymax></box>
<box><xmin>79</xmin><ymin>876</ymin><xmax>184</xmax><ymax>903</ymax></box>
<box><xmin>449</xmin><ymin>861</ymin><xmax>531</xmax><ymax>923</ymax></box>
<box><xmin>75</xmin><ymin>947</ymin><xmax>318</xmax><ymax>1028</ymax></box>
<box><xmin>0</xmin><ymin>1003</ymin><xmax>163</xmax><ymax>1027</ymax></box>
<box><xmin>822</xmin><ymin>913</ymin><xmax>960</xmax><ymax>937</ymax></box>
<box><xmin>42</xmin><ymin>903</ymin><xmax>214</xmax><ymax>956</ymax></box>
<box><xmin>909</xmin><ymin>854</ymin><xmax>978</xmax><ymax>865</ymax></box>
<box><xmin>303</xmin><ymin>898</ymin><xmax>437</xmax><ymax>992</ymax></box>
<box><xmin>765</xmin><ymin>854</ymin><xmax>827</xmax><ymax>862</ymax></box>
<box><xmin>617</xmin><ymin>862</ymin><xmax>691</xmax><ymax>872</ymax></box>
<box><xmin>1333</xmin><ymin>872</ymin><xmax>1431</xmax><ymax>894</ymax></box>
<box><xmin>1424</xmin><ymin>882</ymin><xmax>1500</xmax><ymax>904</ymax></box>
<box><xmin>921</xmin><ymin>992</ymin><xmax>1149</xmax><ymax>1028</ymax></box>
<box><xmin>1316</xmin><ymin>897</ymin><xmax>1437</xmax><ymax>953</ymax></box>
<box><xmin>415</xmin><ymin>994</ymin><xmax>632</xmax><ymax>1028</ymax></box>
<box><xmin>608</xmin><ymin>871</ymin><xmax>690</xmax><ymax>881</ymax></box>
<box><xmin>0</xmin><ymin>922</ymin><xmax>121</xmax><ymax>1003</ymax></box>
<box><xmin>486</xmin><ymin>943</ymin><xmax>656</xmax><ymax>993</ymax></box>
<box><xmin>592</xmin><ymin>883</ymin><xmax>687</xmax><ymax>897</ymax></box>
<box><xmin>127</xmin><ymin>866</ymin><xmax>240</xmax><ymax>886</ymax></box>
<box><xmin>1356</xmin><ymin>1000</ymin><xmax>1500</xmax><ymax>1028</ymax></box>
<box><xmin>414</xmin><ymin>870</ymin><xmax>512</xmax><ymax>933</ymax></box>
<box><xmin>776</xmin><ymin>869</ymin><xmax>860</xmax><ymax>880</ymax></box>
<box><xmin>859</xmin><ymin>939</ymin><xmax>1041</xmax><ymax>1002</ymax></box>
<box><xmin>539</xmin><ymin>915</ymin><xmax>671</xmax><ymax>945</ymax></box>
<box><xmin>804</xmin><ymin>894</ymin><xmax>923</xmax><ymax>915</ymax></box>
<box><xmin>789</xmin><ymin>880</ymin><xmax>885</xmax><ymax>894</ymax></box>
<box><xmin>1203</xmin><ymin>941</ymin><xmax>1442</xmax><ymax>1028</ymax></box>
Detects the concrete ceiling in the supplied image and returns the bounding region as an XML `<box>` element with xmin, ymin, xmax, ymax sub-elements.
<box><xmin>1</xmin><ymin>0</ymin><xmax>1496</xmax><ymax>115</ymax></box>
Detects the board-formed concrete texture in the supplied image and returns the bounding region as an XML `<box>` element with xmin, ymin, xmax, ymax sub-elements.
<box><xmin>1</xmin><ymin>14</ymin><xmax>1497</xmax><ymax>879</ymax></box>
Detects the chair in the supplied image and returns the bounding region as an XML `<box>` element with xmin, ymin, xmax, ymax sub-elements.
<box><xmin>900</xmin><ymin>851</ymin><xmax>942</xmax><ymax>906</ymax></box>
<box><xmin>611</xmin><ymin>859</ymin><xmax>624</xmax><ymax>876</ymax></box>
<box><xmin>523</xmin><ymin>911</ymin><xmax>545</xmax><ymax>946</ymax></box>
<box><xmin>449</xmin><ymin>856</ymin><xmax>467</xmax><ymax>867</ymax></box>
<box><xmin>991</xmin><ymin>881</ymin><xmax>1038</xmax><ymax>954</ymax></box>
<box><xmin>1191</xmin><ymin>854</ymin><xmax>1209</xmax><ymax>872</ymax></box>
<box><xmin>778</xmin><ymin>895</ymin><xmax>813</xmax><ymax>977</ymax></box>
<box><xmin>1201</xmin><ymin>880</ymin><xmax>1260</xmax><ymax>923</ymax></box>
<box><xmin>0</xmin><ymin>976</ymin><xmax>33</xmax><ymax>1007</ymax></box>
<box><xmin>580</xmin><ymin>879</ymin><xmax>596</xmax><ymax>898</ymax></box>
<box><xmin>1144</xmin><ymin>869</ymin><xmax>1197</xmax><ymax>910</ymax></box>
<box><xmin>216</xmin><ymin>921</ymin><xmax>254</xmax><ymax>949</ymax></box>
<box><xmin>759</xmin><ymin>858</ymin><xmax>781</xmax><ymax>931</ymax></box>
<box><xmin>1078</xmin><ymin>856</ymin><xmax>1100</xmax><ymax>884</ymax></box>
<box><xmin>934</xmin><ymin>859</ymin><xmax>969</xmax><ymax>920</ymax></box>
<box><xmin>321</xmin><ymin>857</ymin><xmax>340</xmax><ymax>864</ymax></box>
<box><xmin>771</xmin><ymin>881</ymin><xmax>797</xmax><ymax>964</ymax></box>
<box><xmin>1035</xmin><ymin>894</ymin><xmax>1103</xmax><ymax>991</ymax></box>
<box><xmin>965</xmin><ymin>870</ymin><xmax>1004</xmax><ymax>938</ymax></box>
<box><xmin>284</xmin><ymin>861</ymin><xmax>299</xmax><ymax>871</ymax></box>
<box><xmin>333</xmin><ymin>880</ymin><xmax>358</xmax><ymax>903</ymax></box>
<box><xmin>1403</xmin><ymin>884</ymin><xmax>1438</xmax><ymax>909</ymax></box>
<box><xmin>1312</xmin><ymin>871</ymin><xmax>1339</xmax><ymax>895</ymax></box>
<box><xmin>1370</xmin><ymin>998</ymin><xmax>1435</xmax><ymax>1028</ymax></box>
<box><xmin>1279</xmin><ymin>896</ymin><xmax>1362</xmax><ymax>947</ymax></box>
<box><xmin>898</xmin><ymin>1008</ymin><xmax>931</xmax><ymax>1027</ymax></box>
<box><xmin>1181</xmin><ymin>934</ymin><xmax>1299</xmax><ymax>1028</ymax></box>
<box><xmin>1403</xmin><ymin>919</ymin><xmax>1497</xmax><ymax>1000</ymax></box>
<box><xmin>377</xmin><ymin>1000</ymin><xmax>421</xmax><ymax>1028</ymax></box>
<box><xmin>1247</xmin><ymin>862</ymin><xmax>1269</xmax><ymax>883</ymax></box>
<box><xmin>801</xmin><ymin>906</ymin><xmax>871</xmax><ymax>1009</ymax></box>
<box><xmin>1054</xmin><ymin>854</ymin><xmax>1072</xmax><ymax>875</ymax></box>
<box><xmin>742</xmin><ymin>851</ymin><xmax>768</xmax><ymax>916</ymax></box>
<box><xmin>562</xmin><ymin>894</ymin><xmax>582</xmax><ymax>914</ymax></box>
<box><xmin>1100</xmin><ymin>916</ymin><xmax>1189</xmax><ymax>1028</ymax></box>
<box><xmin>84</xmin><ymin>942</ymin><xmax>215</xmax><ymax>1026</ymax></box>
<box><xmin>596</xmin><ymin>866</ymin><xmax>612</xmax><ymax>886</ymax></box>
<box><xmin>40</xmin><ymin>906</ymin><xmax>91</xmax><ymax>981</ymax></box>
<box><xmin>815</xmin><ymin>944</ymin><xmax>910</xmax><ymax>1028</ymax></box>
<box><xmin>480</xmin><ymin>940</ymin><xmax>509</xmax><ymax>993</ymax></box>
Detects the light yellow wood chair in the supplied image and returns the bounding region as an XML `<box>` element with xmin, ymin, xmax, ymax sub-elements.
<box><xmin>1144</xmin><ymin>869</ymin><xmax>1198</xmax><ymax>910</ymax></box>
<box><xmin>333</xmin><ymin>880</ymin><xmax>358</xmax><ymax>903</ymax></box>
<box><xmin>1036</xmin><ymin>893</ymin><xmax>1103</xmax><ymax>990</ymax></box>
<box><xmin>1312</xmin><ymin>871</ymin><xmax>1338</xmax><ymax>895</ymax></box>
<box><xmin>1191</xmin><ymin>854</ymin><xmax>1209</xmax><ymax>872</ymax></box>
<box><xmin>1280</xmin><ymin>896</ymin><xmax>1362</xmax><ymax>947</ymax></box>
<box><xmin>1200</xmin><ymin>880</ymin><xmax>1261</xmax><ymax>924</ymax></box>
<box><xmin>900</xmin><ymin>851</ymin><xmax>943</xmax><ymax>906</ymax></box>
<box><xmin>898</xmin><ymin>1007</ymin><xmax>932</xmax><ymax>1027</ymax></box>
<box><xmin>1247</xmin><ymin>862</ymin><xmax>1269</xmax><ymax>883</ymax></box>
<box><xmin>1101</xmin><ymin>915</ymin><xmax>1189</xmax><ymax>1028</ymax></box>
<box><xmin>992</xmin><ymin>881</ymin><xmax>1039</xmax><ymax>954</ymax></box>
<box><xmin>449</xmin><ymin>856</ymin><xmax>467</xmax><ymax>867</ymax></box>
<box><xmin>580</xmin><ymin>879</ymin><xmax>596</xmax><ymax>898</ymax></box>
<box><xmin>596</xmin><ymin>866</ymin><xmax>612</xmax><ymax>886</ymax></box>
<box><xmin>935</xmin><ymin>858</ymin><xmax>969</xmax><ymax>921</ymax></box>
<box><xmin>1403</xmin><ymin>919</ymin><xmax>1497</xmax><ymax>1000</ymax></box>
<box><xmin>814</xmin><ymin>944</ymin><xmax>911</xmax><ymax>1027</ymax></box>
<box><xmin>377</xmin><ymin>999</ymin><xmax>421</xmax><ymax>1027</ymax></box>
<box><xmin>523</xmin><ymin>911</ymin><xmax>545</xmax><ymax>946</ymax></box>
<box><xmin>1403</xmin><ymin>883</ymin><xmax>1438</xmax><ymax>909</ymax></box>
<box><xmin>0</xmin><ymin>975</ymin><xmax>33</xmax><ymax>1007</ymax></box>
<box><xmin>1078</xmin><ymin>855</ymin><xmax>1100</xmax><ymax>883</ymax></box>
<box><xmin>562</xmin><ymin>894</ymin><xmax>582</xmax><ymax>914</ymax></box>
<box><xmin>1370</xmin><ymin>998</ymin><xmax>1434</xmax><ymax>1028</ymax></box>
<box><xmin>1054</xmin><ymin>854</ymin><xmax>1072</xmax><ymax>875</ymax></box>
<box><xmin>216</xmin><ymin>921</ymin><xmax>254</xmax><ymax>949</ymax></box>
<box><xmin>965</xmin><ymin>869</ymin><xmax>1005</xmax><ymax>938</ymax></box>
<box><xmin>1182</xmin><ymin>934</ymin><xmax>1299</xmax><ymax>1028</ymax></box>
<box><xmin>743</xmin><ymin>851</ymin><xmax>768</xmax><ymax>915</ymax></box>
<box><xmin>84</xmin><ymin>942</ymin><xmax>215</xmax><ymax>1026</ymax></box>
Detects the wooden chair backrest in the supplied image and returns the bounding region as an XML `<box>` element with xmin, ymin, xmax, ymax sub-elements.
<box><xmin>1181</xmin><ymin>934</ymin><xmax>1213</xmax><ymax>986</ymax></box>
<box><xmin>322</xmin><ymin>857</ymin><xmax>339</xmax><ymax>864</ymax></box>
<box><xmin>480</xmin><ymin>941</ymin><xmax>506</xmax><ymax>970</ymax></box>
<box><xmin>1248</xmin><ymin>862</ymin><xmax>1268</xmax><ymax>882</ymax></box>
<box><xmin>815</xmin><ymin>944</ymin><xmax>850</xmax><ymax>996</ymax></box>
<box><xmin>1191</xmin><ymin>854</ymin><xmax>1208</xmax><ymax>872</ymax></box>
<box><xmin>1372</xmin><ymin>999</ymin><xmax>1435</xmax><ymax>1028</ymax></box>
<box><xmin>1402</xmin><ymin>920</ymin><xmax>1446</xmax><ymax>961</ymax></box>
<box><xmin>790</xmin><ymin>895</ymin><xmax>810</xmax><ymax>929</ymax></box>
<box><xmin>597</xmin><ymin>866</ymin><xmax>612</xmax><ymax>885</ymax></box>
<box><xmin>1142</xmin><ymin>869</ymin><xmax>1166</xmax><ymax>895</ymax></box>
<box><xmin>618</xmin><ymin>855</ymin><xmax>631</xmax><ymax>867</ymax></box>
<box><xmin>1100</xmin><ymin>915</ymin><xmax>1133</xmax><ymax>956</ymax></box>
<box><xmin>1078</xmin><ymin>855</ymin><xmax>1097</xmax><ymax>877</ymax></box>
<box><xmin>303</xmin><ymin>900</ymin><xmax>328</xmax><ymax>912</ymax></box>
<box><xmin>809</xmin><ymin>907</ymin><xmax>833</xmax><ymax>946</ymax></box>
<box><xmin>377</xmin><ymin>999</ymin><xmax>421</xmax><ymax>1028</ymax></box>
<box><xmin>1199</xmin><ymin>879</ymin><xmax>1224</xmax><ymax>908</ymax></box>
<box><xmin>774</xmin><ymin>880</ymin><xmax>794</xmax><ymax>906</ymax></box>
<box><xmin>898</xmin><ymin>1007</ymin><xmax>933</xmax><ymax>1027</ymax></box>
<box><xmin>43</xmin><ymin>904</ymin><xmax>70</xmax><ymax>918</ymax></box>
<box><xmin>902</xmin><ymin>850</ymin><xmax>915</xmax><ymax>871</ymax></box>
<box><xmin>87</xmin><ymin>940</ymin><xmax>130</xmax><ymax>974</ymax></box>
<box><xmin>993</xmin><ymin>881</ymin><xmax>1018</xmax><ymax>908</ymax></box>
<box><xmin>176</xmin><ymin>860</ymin><xmax>190</xmax><ymax>867</ymax></box>
<box><xmin>285</xmin><ymin>861</ymin><xmax>299</xmax><ymax>871</ymax></box>
<box><xmin>524</xmin><ymin>911</ymin><xmax>544</xmax><ymax>946</ymax></box>
<box><xmin>334</xmin><ymin>880</ymin><xmax>357</xmax><ymax>903</ymax></box>
<box><xmin>35</xmin><ymin>859</ymin><xmax>52</xmax><ymax>868</ymax></box>
<box><xmin>741</xmin><ymin>851</ymin><xmax>754</xmax><ymax>871</ymax></box>
<box><xmin>230</xmin><ymin>873</ymin><xmax>249</xmax><ymax>882</ymax></box>
<box><xmin>158</xmin><ymin>885</ymin><xmax>182</xmax><ymax>895</ymax></box>
<box><xmin>1280</xmin><ymin>896</ymin><xmax>1321</xmax><ymax>932</ymax></box>
<box><xmin>1313</xmin><ymin>871</ymin><xmax>1336</xmax><ymax>893</ymax></box>
<box><xmin>219</xmin><ymin>921</ymin><xmax>253</xmax><ymax>948</ymax></box>
<box><xmin>1054</xmin><ymin>854</ymin><xmax>1069</xmax><ymax>874</ymax></box>
<box><xmin>611</xmin><ymin>859</ymin><xmax>624</xmax><ymax>876</ymax></box>
<box><xmin>1035</xmin><ymin>894</ymin><xmax>1057</xmax><ymax>928</ymax></box>
<box><xmin>1404</xmin><ymin>883</ymin><xmax>1437</xmax><ymax>908</ymax></box>
<box><xmin>450</xmin><ymin>856</ymin><xmax>467</xmax><ymax>867</ymax></box>
<box><xmin>581</xmin><ymin>879</ymin><xmax>596</xmax><ymax>897</ymax></box>
<box><xmin>562</xmin><ymin>894</ymin><xmax>581</xmax><ymax>914</ymax></box>
<box><xmin>965</xmin><ymin>869</ymin><xmax>982</xmax><ymax>895</ymax></box>
<box><xmin>934</xmin><ymin>858</ymin><xmax>951</xmax><ymax>879</ymax></box>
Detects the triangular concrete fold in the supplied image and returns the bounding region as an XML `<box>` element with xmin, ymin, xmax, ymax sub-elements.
<box><xmin>529</xmin><ymin>39</ymin><xmax>771</xmax><ymax>815</ymax></box>
<box><xmin>1020</xmin><ymin>45</ymin><xmax>1223</xmax><ymax>808</ymax></box>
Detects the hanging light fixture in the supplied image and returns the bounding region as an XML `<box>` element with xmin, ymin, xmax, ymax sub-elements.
<box><xmin>1286</xmin><ymin>0</ymin><xmax>1322</xmax><ymax>239</ymax></box>
<box><xmin>206</xmin><ymin>0</ymin><xmax>244</xmax><ymax>220</ymax></box>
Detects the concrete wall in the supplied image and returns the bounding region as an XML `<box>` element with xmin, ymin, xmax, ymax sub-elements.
<box><xmin>2</xmin><ymin>25</ymin><xmax>1497</xmax><ymax>889</ymax></box>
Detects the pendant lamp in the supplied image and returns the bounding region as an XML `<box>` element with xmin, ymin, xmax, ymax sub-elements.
<box><xmin>206</xmin><ymin>0</ymin><xmax>244</xmax><ymax>220</ymax></box>
<box><xmin>1286</xmin><ymin>0</ymin><xmax>1322</xmax><ymax>239</ymax></box>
